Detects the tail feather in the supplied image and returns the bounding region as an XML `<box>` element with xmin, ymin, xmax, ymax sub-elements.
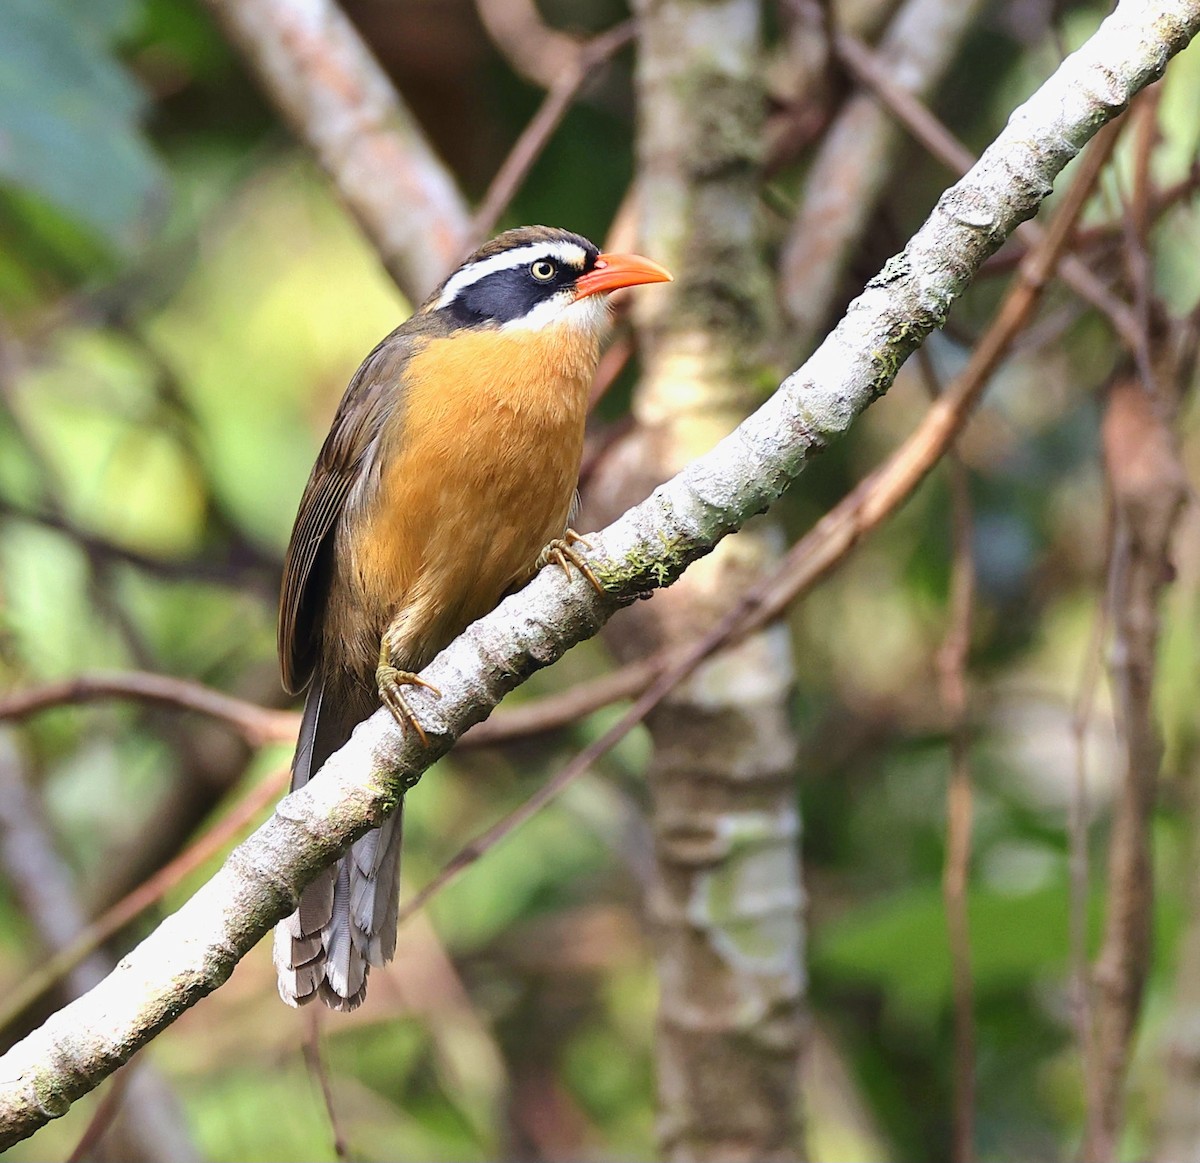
<box><xmin>297</xmin><ymin>865</ymin><xmax>335</xmax><ymax>936</ymax></box>
<box><xmin>274</xmin><ymin>667</ymin><xmax>405</xmax><ymax>1010</ymax></box>
<box><xmin>351</xmin><ymin>807</ymin><xmax>403</xmax><ymax>964</ymax></box>
<box><xmin>319</xmin><ymin>860</ymin><xmax>368</xmax><ymax>1009</ymax></box>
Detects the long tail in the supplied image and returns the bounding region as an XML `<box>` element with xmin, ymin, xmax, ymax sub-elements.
<box><xmin>272</xmin><ymin>667</ymin><xmax>404</xmax><ymax>1011</ymax></box>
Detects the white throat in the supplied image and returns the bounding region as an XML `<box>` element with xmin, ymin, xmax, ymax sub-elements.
<box><xmin>501</xmin><ymin>292</ymin><xmax>611</xmax><ymax>335</ymax></box>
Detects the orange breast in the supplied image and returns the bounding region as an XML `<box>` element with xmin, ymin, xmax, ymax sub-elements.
<box><xmin>335</xmin><ymin>322</ymin><xmax>597</xmax><ymax>671</ymax></box>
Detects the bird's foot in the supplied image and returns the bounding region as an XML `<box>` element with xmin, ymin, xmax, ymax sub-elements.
<box><xmin>538</xmin><ymin>529</ymin><xmax>604</xmax><ymax>595</ymax></box>
<box><xmin>376</xmin><ymin>666</ymin><xmax>441</xmax><ymax>747</ymax></box>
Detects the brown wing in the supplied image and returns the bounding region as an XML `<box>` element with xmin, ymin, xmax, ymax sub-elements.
<box><xmin>278</xmin><ymin>328</ymin><xmax>423</xmax><ymax>694</ymax></box>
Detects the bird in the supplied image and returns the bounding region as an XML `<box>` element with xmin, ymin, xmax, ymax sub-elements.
<box><xmin>273</xmin><ymin>225</ymin><xmax>671</xmax><ymax>1010</ymax></box>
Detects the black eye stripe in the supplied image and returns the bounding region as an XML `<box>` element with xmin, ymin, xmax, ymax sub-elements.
<box><xmin>433</xmin><ymin>233</ymin><xmax>600</xmax><ymax>325</ymax></box>
<box><xmin>443</xmin><ymin>265</ymin><xmax>573</xmax><ymax>327</ymax></box>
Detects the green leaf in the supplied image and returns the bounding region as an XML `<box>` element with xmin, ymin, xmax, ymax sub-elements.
<box><xmin>0</xmin><ymin>0</ymin><xmax>168</xmax><ymax>250</ymax></box>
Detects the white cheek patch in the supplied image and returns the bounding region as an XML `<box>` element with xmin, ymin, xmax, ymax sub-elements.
<box><xmin>437</xmin><ymin>240</ymin><xmax>590</xmax><ymax>309</ymax></box>
<box><xmin>500</xmin><ymin>292</ymin><xmax>611</xmax><ymax>334</ymax></box>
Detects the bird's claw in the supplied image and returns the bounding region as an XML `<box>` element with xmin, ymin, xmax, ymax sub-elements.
<box><xmin>538</xmin><ymin>529</ymin><xmax>604</xmax><ymax>595</ymax></box>
<box><xmin>376</xmin><ymin>665</ymin><xmax>441</xmax><ymax>747</ymax></box>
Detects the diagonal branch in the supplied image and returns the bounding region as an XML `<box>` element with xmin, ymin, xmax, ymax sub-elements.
<box><xmin>201</xmin><ymin>0</ymin><xmax>471</xmax><ymax>301</ymax></box>
<box><xmin>469</xmin><ymin>20</ymin><xmax>636</xmax><ymax>244</ymax></box>
<box><xmin>830</xmin><ymin>26</ymin><xmax>1145</xmax><ymax>353</ymax></box>
<box><xmin>0</xmin><ymin>1</ymin><xmax>1196</xmax><ymax>1148</ymax></box>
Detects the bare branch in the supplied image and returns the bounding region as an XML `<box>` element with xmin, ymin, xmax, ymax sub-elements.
<box><xmin>302</xmin><ymin>1012</ymin><xmax>351</xmax><ymax>1161</ymax></box>
<box><xmin>65</xmin><ymin>1067</ymin><xmax>135</xmax><ymax>1163</ymax></box>
<box><xmin>0</xmin><ymin>660</ymin><xmax>661</xmax><ymax>755</ymax></box>
<box><xmin>940</xmin><ymin>462</ymin><xmax>977</xmax><ymax>1163</ymax></box>
<box><xmin>459</xmin><ymin>657</ymin><xmax>661</xmax><ymax>747</ymax></box>
<box><xmin>0</xmin><ymin>672</ymin><xmax>298</xmax><ymax>747</ymax></box>
<box><xmin>470</xmin><ymin>21</ymin><xmax>636</xmax><ymax>244</ymax></box>
<box><xmin>201</xmin><ymin>0</ymin><xmax>471</xmax><ymax>301</ymax></box>
<box><xmin>830</xmin><ymin>26</ymin><xmax>1145</xmax><ymax>352</ymax></box>
<box><xmin>1087</xmin><ymin>356</ymin><xmax>1190</xmax><ymax>1159</ymax></box>
<box><xmin>474</xmin><ymin>0</ymin><xmax>582</xmax><ymax>89</ymax></box>
<box><xmin>920</xmin><ymin>349</ymin><xmax>979</xmax><ymax>1163</ymax></box>
<box><xmin>832</xmin><ymin>28</ymin><xmax>975</xmax><ymax>175</ymax></box>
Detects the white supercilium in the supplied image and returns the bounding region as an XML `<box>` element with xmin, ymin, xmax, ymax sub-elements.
<box><xmin>435</xmin><ymin>241</ymin><xmax>590</xmax><ymax>310</ymax></box>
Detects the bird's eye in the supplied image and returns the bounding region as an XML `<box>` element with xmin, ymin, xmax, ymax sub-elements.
<box><xmin>530</xmin><ymin>260</ymin><xmax>556</xmax><ymax>281</ymax></box>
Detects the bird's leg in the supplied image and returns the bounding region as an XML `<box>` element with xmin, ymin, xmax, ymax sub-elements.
<box><xmin>538</xmin><ymin>528</ymin><xmax>604</xmax><ymax>595</ymax></box>
<box><xmin>376</xmin><ymin>632</ymin><xmax>441</xmax><ymax>748</ymax></box>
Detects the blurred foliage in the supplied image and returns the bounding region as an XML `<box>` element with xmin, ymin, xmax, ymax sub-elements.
<box><xmin>0</xmin><ymin>0</ymin><xmax>169</xmax><ymax>295</ymax></box>
<box><xmin>0</xmin><ymin>0</ymin><xmax>1199</xmax><ymax>1160</ymax></box>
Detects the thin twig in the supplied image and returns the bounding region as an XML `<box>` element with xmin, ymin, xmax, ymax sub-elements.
<box><xmin>1084</xmin><ymin>115</ymin><xmax>1176</xmax><ymax>1163</ymax></box>
<box><xmin>1116</xmin><ymin>89</ymin><xmax>1164</xmax><ymax>394</ymax></box>
<box><xmin>917</xmin><ymin>347</ymin><xmax>978</xmax><ymax>1163</ymax></box>
<box><xmin>1070</xmin><ymin>502</ymin><xmax>1112</xmax><ymax>1153</ymax></box>
<box><xmin>833</xmin><ymin>28</ymin><xmax>974</xmax><ymax>173</ymax></box>
<box><xmin>780</xmin><ymin>0</ymin><xmax>990</xmax><ymax>344</ymax></box>
<box><xmin>459</xmin><ymin>655</ymin><xmax>661</xmax><ymax>747</ymax></box>
<box><xmin>940</xmin><ymin>462</ymin><xmax>977</xmax><ymax>1163</ymax></box>
<box><xmin>1128</xmin><ymin>84</ymin><xmax>1162</xmax><ymax>240</ymax></box>
<box><xmin>1086</xmin><ymin>361</ymin><xmax>1189</xmax><ymax>1159</ymax></box>
<box><xmin>0</xmin><ymin>661</ymin><xmax>661</xmax><ymax>754</ymax></box>
<box><xmin>64</xmin><ymin>1065</ymin><xmax>136</xmax><ymax>1163</ymax></box>
<box><xmin>303</xmin><ymin>1011</ymin><xmax>350</xmax><ymax>1161</ymax></box>
<box><xmin>831</xmin><ymin>28</ymin><xmax>1144</xmax><ymax>355</ymax></box>
<box><xmin>470</xmin><ymin>21</ymin><xmax>636</xmax><ymax>244</ymax></box>
<box><xmin>0</xmin><ymin>671</ymin><xmax>298</xmax><ymax>746</ymax></box>
<box><xmin>980</xmin><ymin>167</ymin><xmax>1200</xmax><ymax>278</ymax></box>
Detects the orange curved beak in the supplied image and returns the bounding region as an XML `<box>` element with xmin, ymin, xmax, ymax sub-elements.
<box><xmin>575</xmin><ymin>252</ymin><xmax>673</xmax><ymax>299</ymax></box>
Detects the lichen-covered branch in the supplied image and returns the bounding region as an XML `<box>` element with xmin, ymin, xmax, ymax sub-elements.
<box><xmin>0</xmin><ymin>1</ymin><xmax>1196</xmax><ymax>1147</ymax></box>
<box><xmin>201</xmin><ymin>0</ymin><xmax>471</xmax><ymax>301</ymax></box>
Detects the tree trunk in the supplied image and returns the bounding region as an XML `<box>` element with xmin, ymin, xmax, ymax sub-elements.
<box><xmin>587</xmin><ymin>2</ymin><xmax>807</xmax><ymax>1157</ymax></box>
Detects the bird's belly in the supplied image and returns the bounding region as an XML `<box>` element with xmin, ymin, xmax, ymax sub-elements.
<box><xmin>342</xmin><ymin>327</ymin><xmax>593</xmax><ymax>671</ymax></box>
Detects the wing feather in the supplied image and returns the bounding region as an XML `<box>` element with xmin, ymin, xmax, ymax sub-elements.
<box><xmin>277</xmin><ymin>328</ymin><xmax>423</xmax><ymax>693</ymax></box>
